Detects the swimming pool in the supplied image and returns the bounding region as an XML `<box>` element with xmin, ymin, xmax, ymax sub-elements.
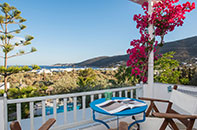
<box><xmin>46</xmin><ymin>103</ymin><xmax>81</xmax><ymax>115</ymax></box>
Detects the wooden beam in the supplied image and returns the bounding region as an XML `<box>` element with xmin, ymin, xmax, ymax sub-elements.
<box><xmin>129</xmin><ymin>0</ymin><xmax>147</xmax><ymax>5</ymax></box>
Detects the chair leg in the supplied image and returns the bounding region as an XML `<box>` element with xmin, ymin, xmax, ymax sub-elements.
<box><xmin>187</xmin><ymin>119</ymin><xmax>195</xmax><ymax>130</ymax></box>
<box><xmin>153</xmin><ymin>103</ymin><xmax>159</xmax><ymax>113</ymax></box>
<box><xmin>160</xmin><ymin>119</ymin><xmax>169</xmax><ymax>130</ymax></box>
<box><xmin>146</xmin><ymin>101</ymin><xmax>154</xmax><ymax>117</ymax></box>
<box><xmin>168</xmin><ymin>119</ymin><xmax>179</xmax><ymax>130</ymax></box>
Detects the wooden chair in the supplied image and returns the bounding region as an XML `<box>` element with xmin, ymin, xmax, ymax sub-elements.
<box><xmin>139</xmin><ymin>86</ymin><xmax>197</xmax><ymax>130</ymax></box>
<box><xmin>139</xmin><ymin>85</ymin><xmax>178</xmax><ymax>117</ymax></box>
<box><xmin>10</xmin><ymin>118</ymin><xmax>56</xmax><ymax>130</ymax></box>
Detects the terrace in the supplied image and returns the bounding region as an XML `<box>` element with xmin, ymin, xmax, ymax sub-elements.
<box><xmin>0</xmin><ymin>0</ymin><xmax>196</xmax><ymax>129</ymax></box>
<box><xmin>0</xmin><ymin>83</ymin><xmax>197</xmax><ymax>130</ymax></box>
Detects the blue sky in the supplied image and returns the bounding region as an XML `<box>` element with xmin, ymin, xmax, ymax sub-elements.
<box><xmin>1</xmin><ymin>0</ymin><xmax>197</xmax><ymax>65</ymax></box>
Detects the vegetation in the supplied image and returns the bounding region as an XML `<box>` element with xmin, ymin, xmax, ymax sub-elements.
<box><xmin>179</xmin><ymin>66</ymin><xmax>197</xmax><ymax>85</ymax></box>
<box><xmin>0</xmin><ymin>51</ymin><xmax>195</xmax><ymax>100</ymax></box>
<box><xmin>3</xmin><ymin>69</ymin><xmax>118</xmax><ymax>98</ymax></box>
<box><xmin>2</xmin><ymin>51</ymin><xmax>196</xmax><ymax>121</ymax></box>
<box><xmin>190</xmin><ymin>73</ymin><xmax>197</xmax><ymax>86</ymax></box>
<box><xmin>154</xmin><ymin>51</ymin><xmax>197</xmax><ymax>85</ymax></box>
<box><xmin>114</xmin><ymin>66</ymin><xmax>138</xmax><ymax>85</ymax></box>
<box><xmin>0</xmin><ymin>3</ymin><xmax>38</xmax><ymax>93</ymax></box>
<box><xmin>8</xmin><ymin>86</ymin><xmax>40</xmax><ymax>99</ymax></box>
<box><xmin>77</xmin><ymin>68</ymin><xmax>97</xmax><ymax>91</ymax></box>
<box><xmin>154</xmin><ymin>52</ymin><xmax>181</xmax><ymax>84</ymax></box>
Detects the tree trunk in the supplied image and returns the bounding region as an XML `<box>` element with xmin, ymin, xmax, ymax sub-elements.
<box><xmin>4</xmin><ymin>21</ymin><xmax>8</xmax><ymax>94</ymax></box>
<box><xmin>4</xmin><ymin>54</ymin><xmax>8</xmax><ymax>94</ymax></box>
<box><xmin>4</xmin><ymin>76</ymin><xmax>7</xmax><ymax>93</ymax></box>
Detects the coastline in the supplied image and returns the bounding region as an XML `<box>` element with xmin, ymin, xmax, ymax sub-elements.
<box><xmin>32</xmin><ymin>66</ymin><xmax>118</xmax><ymax>74</ymax></box>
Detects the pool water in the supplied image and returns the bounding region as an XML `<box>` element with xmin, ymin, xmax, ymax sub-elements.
<box><xmin>46</xmin><ymin>103</ymin><xmax>81</xmax><ymax>115</ymax></box>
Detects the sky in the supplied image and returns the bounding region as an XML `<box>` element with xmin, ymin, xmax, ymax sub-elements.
<box><xmin>1</xmin><ymin>0</ymin><xmax>197</xmax><ymax>65</ymax></box>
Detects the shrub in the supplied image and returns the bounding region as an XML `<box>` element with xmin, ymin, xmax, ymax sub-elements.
<box><xmin>180</xmin><ymin>78</ymin><xmax>190</xmax><ymax>85</ymax></box>
<box><xmin>190</xmin><ymin>73</ymin><xmax>197</xmax><ymax>86</ymax></box>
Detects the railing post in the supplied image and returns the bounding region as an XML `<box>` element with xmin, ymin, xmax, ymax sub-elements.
<box><xmin>136</xmin><ymin>84</ymin><xmax>140</xmax><ymax>99</ymax></box>
<box><xmin>113</xmin><ymin>92</ymin><xmax>115</xmax><ymax>97</ymax></box>
<box><xmin>140</xmin><ymin>81</ymin><xmax>144</xmax><ymax>97</ymax></box>
<box><xmin>136</xmin><ymin>82</ymin><xmax>144</xmax><ymax>98</ymax></box>
<box><xmin>82</xmin><ymin>96</ymin><xmax>86</xmax><ymax>120</ymax></box>
<box><xmin>73</xmin><ymin>97</ymin><xmax>77</xmax><ymax>122</ymax></box>
<box><xmin>42</xmin><ymin>100</ymin><xmax>46</xmax><ymax>124</ymax></box>
<box><xmin>30</xmin><ymin>101</ymin><xmax>34</xmax><ymax>130</ymax></box>
<box><xmin>64</xmin><ymin>98</ymin><xmax>67</xmax><ymax>124</ymax></box>
<box><xmin>0</xmin><ymin>95</ymin><xmax>8</xmax><ymax>130</ymax></box>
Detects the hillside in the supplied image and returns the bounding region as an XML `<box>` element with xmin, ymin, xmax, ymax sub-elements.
<box><xmin>57</xmin><ymin>36</ymin><xmax>197</xmax><ymax>67</ymax></box>
<box><xmin>75</xmin><ymin>55</ymin><xmax>129</xmax><ymax>67</ymax></box>
<box><xmin>159</xmin><ymin>36</ymin><xmax>197</xmax><ymax>62</ymax></box>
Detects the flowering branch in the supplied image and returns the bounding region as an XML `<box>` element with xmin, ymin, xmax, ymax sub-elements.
<box><xmin>127</xmin><ymin>0</ymin><xmax>195</xmax><ymax>83</ymax></box>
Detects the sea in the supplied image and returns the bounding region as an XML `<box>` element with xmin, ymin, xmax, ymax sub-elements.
<box><xmin>38</xmin><ymin>66</ymin><xmax>102</xmax><ymax>70</ymax></box>
<box><xmin>39</xmin><ymin>65</ymin><xmax>74</xmax><ymax>69</ymax></box>
<box><xmin>7</xmin><ymin>65</ymin><xmax>100</xmax><ymax>70</ymax></box>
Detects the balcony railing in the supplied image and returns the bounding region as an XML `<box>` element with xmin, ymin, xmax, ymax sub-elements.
<box><xmin>0</xmin><ymin>83</ymin><xmax>144</xmax><ymax>130</ymax></box>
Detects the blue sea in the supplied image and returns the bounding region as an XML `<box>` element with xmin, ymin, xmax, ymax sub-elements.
<box><xmin>39</xmin><ymin>65</ymin><xmax>74</xmax><ymax>69</ymax></box>
<box><xmin>39</xmin><ymin>66</ymin><xmax>101</xmax><ymax>70</ymax></box>
<box><xmin>7</xmin><ymin>65</ymin><xmax>100</xmax><ymax>70</ymax></box>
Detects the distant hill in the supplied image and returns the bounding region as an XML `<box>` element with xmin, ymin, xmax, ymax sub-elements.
<box><xmin>75</xmin><ymin>55</ymin><xmax>129</xmax><ymax>67</ymax></box>
<box><xmin>159</xmin><ymin>36</ymin><xmax>197</xmax><ymax>62</ymax></box>
<box><xmin>56</xmin><ymin>36</ymin><xmax>197</xmax><ymax>67</ymax></box>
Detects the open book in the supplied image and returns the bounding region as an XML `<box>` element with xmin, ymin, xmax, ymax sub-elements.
<box><xmin>96</xmin><ymin>98</ymin><xmax>146</xmax><ymax>114</ymax></box>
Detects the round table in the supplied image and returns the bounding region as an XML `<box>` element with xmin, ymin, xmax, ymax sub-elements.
<box><xmin>90</xmin><ymin>97</ymin><xmax>147</xmax><ymax>130</ymax></box>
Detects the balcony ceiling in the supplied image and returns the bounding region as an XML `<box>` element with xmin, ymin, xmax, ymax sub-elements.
<box><xmin>129</xmin><ymin>0</ymin><xmax>159</xmax><ymax>5</ymax></box>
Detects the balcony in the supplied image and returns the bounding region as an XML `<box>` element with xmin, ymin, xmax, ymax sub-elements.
<box><xmin>0</xmin><ymin>83</ymin><xmax>197</xmax><ymax>130</ymax></box>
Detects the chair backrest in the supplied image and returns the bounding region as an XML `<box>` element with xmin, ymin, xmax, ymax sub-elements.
<box><xmin>170</xmin><ymin>90</ymin><xmax>197</xmax><ymax>115</ymax></box>
<box><xmin>10</xmin><ymin>121</ymin><xmax>22</xmax><ymax>130</ymax></box>
<box><xmin>10</xmin><ymin>118</ymin><xmax>56</xmax><ymax>130</ymax></box>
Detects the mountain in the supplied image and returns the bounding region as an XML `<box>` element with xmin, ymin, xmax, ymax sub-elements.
<box><xmin>75</xmin><ymin>55</ymin><xmax>129</xmax><ymax>67</ymax></box>
<box><xmin>159</xmin><ymin>36</ymin><xmax>197</xmax><ymax>62</ymax></box>
<box><xmin>56</xmin><ymin>36</ymin><xmax>197</xmax><ymax>67</ymax></box>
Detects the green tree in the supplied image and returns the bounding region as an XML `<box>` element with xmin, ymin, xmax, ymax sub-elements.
<box><xmin>0</xmin><ymin>89</ymin><xmax>4</xmax><ymax>96</ymax></box>
<box><xmin>0</xmin><ymin>3</ymin><xmax>38</xmax><ymax>93</ymax></box>
<box><xmin>115</xmin><ymin>66</ymin><xmax>138</xmax><ymax>85</ymax></box>
<box><xmin>154</xmin><ymin>51</ymin><xmax>181</xmax><ymax>84</ymax></box>
<box><xmin>7</xmin><ymin>86</ymin><xmax>40</xmax><ymax>120</ymax></box>
<box><xmin>8</xmin><ymin>86</ymin><xmax>39</xmax><ymax>99</ymax></box>
<box><xmin>77</xmin><ymin>68</ymin><xmax>96</xmax><ymax>91</ymax></box>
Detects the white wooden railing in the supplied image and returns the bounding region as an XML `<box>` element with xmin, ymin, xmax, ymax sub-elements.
<box><xmin>0</xmin><ymin>83</ymin><xmax>144</xmax><ymax>130</ymax></box>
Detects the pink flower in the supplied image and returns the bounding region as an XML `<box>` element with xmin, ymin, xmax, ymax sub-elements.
<box><xmin>127</xmin><ymin>0</ymin><xmax>195</xmax><ymax>83</ymax></box>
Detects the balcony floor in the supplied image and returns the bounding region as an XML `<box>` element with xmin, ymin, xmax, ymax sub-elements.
<box><xmin>80</xmin><ymin>116</ymin><xmax>192</xmax><ymax>130</ymax></box>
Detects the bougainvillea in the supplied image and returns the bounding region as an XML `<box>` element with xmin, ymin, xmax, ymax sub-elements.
<box><xmin>127</xmin><ymin>0</ymin><xmax>195</xmax><ymax>83</ymax></box>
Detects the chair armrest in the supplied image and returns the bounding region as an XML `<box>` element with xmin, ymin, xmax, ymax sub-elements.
<box><xmin>38</xmin><ymin>118</ymin><xmax>56</xmax><ymax>130</ymax></box>
<box><xmin>153</xmin><ymin>112</ymin><xmax>197</xmax><ymax>119</ymax></box>
<box><xmin>139</xmin><ymin>97</ymin><xmax>169</xmax><ymax>103</ymax></box>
